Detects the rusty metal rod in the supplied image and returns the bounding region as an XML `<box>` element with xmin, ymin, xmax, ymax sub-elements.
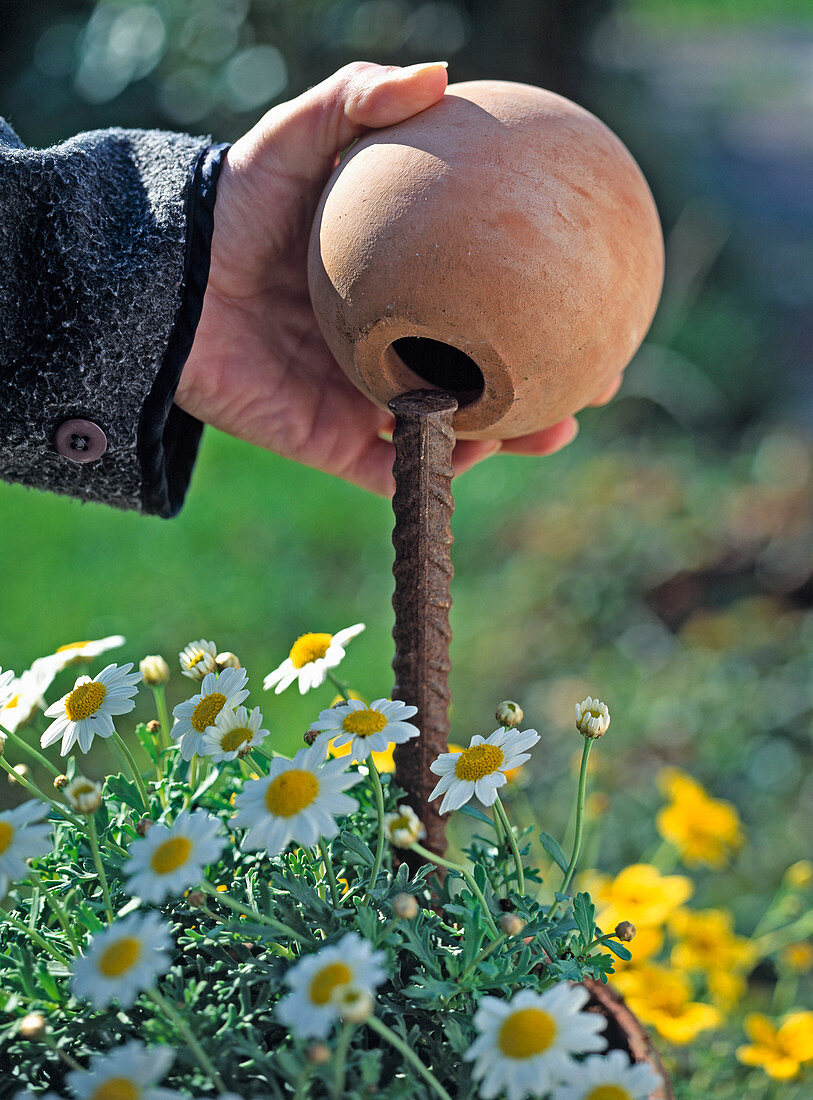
<box><xmin>389</xmin><ymin>389</ymin><xmax>458</xmax><ymax>858</ymax></box>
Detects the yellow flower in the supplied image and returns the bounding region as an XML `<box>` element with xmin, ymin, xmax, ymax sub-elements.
<box><xmin>328</xmin><ymin>737</ymin><xmax>395</xmax><ymax>774</ymax></box>
<box><xmin>736</xmin><ymin>1012</ymin><xmax>813</xmax><ymax>1080</ymax></box>
<box><xmin>656</xmin><ymin>768</ymin><xmax>744</xmax><ymax>869</ymax></box>
<box><xmin>779</xmin><ymin>942</ymin><xmax>813</xmax><ymax>974</ymax></box>
<box><xmin>669</xmin><ymin>908</ymin><xmax>756</xmax><ymax>986</ymax></box>
<box><xmin>448</xmin><ymin>742</ymin><xmax>524</xmax><ymax>783</ymax></box>
<box><xmin>612</xmin><ymin>964</ymin><xmax>722</xmax><ymax>1044</ymax></box>
<box><xmin>589</xmin><ymin>863</ymin><xmax>693</xmax><ymax>930</ymax></box>
<box><xmin>611</xmin><ymin>924</ymin><xmax>663</xmax><ymax>970</ymax></box>
<box><xmin>785</xmin><ymin>861</ymin><xmax>813</xmax><ymax>891</ymax></box>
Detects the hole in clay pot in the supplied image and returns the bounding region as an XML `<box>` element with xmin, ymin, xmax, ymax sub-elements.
<box><xmin>391</xmin><ymin>338</ymin><xmax>485</xmax><ymax>408</ymax></box>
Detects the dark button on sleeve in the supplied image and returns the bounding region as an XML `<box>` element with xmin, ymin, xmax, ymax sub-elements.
<box><xmin>54</xmin><ymin>419</ymin><xmax>108</xmax><ymax>463</ymax></box>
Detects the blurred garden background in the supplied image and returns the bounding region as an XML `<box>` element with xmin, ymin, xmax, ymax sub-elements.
<box><xmin>1</xmin><ymin>0</ymin><xmax>812</xmax><ymax>1096</ymax></box>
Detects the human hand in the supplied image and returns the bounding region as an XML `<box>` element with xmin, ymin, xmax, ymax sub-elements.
<box><xmin>177</xmin><ymin>62</ymin><xmax>622</xmax><ymax>495</ymax></box>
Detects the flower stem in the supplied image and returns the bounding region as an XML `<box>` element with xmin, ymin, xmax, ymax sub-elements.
<box><xmin>367</xmin><ymin>1016</ymin><xmax>453</xmax><ymax>1100</ymax></box>
<box><xmin>147</xmin><ymin>986</ymin><xmax>227</xmax><ymax>1093</ymax></box>
<box><xmin>319</xmin><ymin>838</ymin><xmax>341</xmax><ymax>909</ymax></box>
<box><xmin>151</xmin><ymin>685</ymin><xmax>172</xmax><ymax>755</ymax></box>
<box><xmin>331</xmin><ymin>1020</ymin><xmax>355</xmax><ymax>1099</ymax></box>
<box><xmin>494</xmin><ymin>795</ymin><xmax>524</xmax><ymax>895</ymax></box>
<box><xmin>366</xmin><ymin>756</ymin><xmax>386</xmax><ymax>894</ymax></box>
<box><xmin>560</xmin><ymin>739</ymin><xmax>593</xmax><ymax>897</ymax></box>
<box><xmin>85</xmin><ymin>813</ymin><xmax>114</xmax><ymax>924</ymax></box>
<box><xmin>27</xmin><ymin>870</ymin><xmax>81</xmax><ymax>953</ymax></box>
<box><xmin>0</xmin><ymin>905</ymin><xmax>72</xmax><ymax>967</ymax></box>
<box><xmin>327</xmin><ymin>672</ymin><xmax>351</xmax><ymax>702</ymax></box>
<box><xmin>411</xmin><ymin>842</ymin><xmax>500</xmax><ymax>939</ymax></box>
<box><xmin>0</xmin><ymin>755</ymin><xmax>81</xmax><ymax>827</ymax></box>
<box><xmin>2</xmin><ymin>726</ymin><xmax>61</xmax><ymax>777</ymax></box>
<box><xmin>110</xmin><ymin>731</ymin><xmax>150</xmax><ymax>813</ymax></box>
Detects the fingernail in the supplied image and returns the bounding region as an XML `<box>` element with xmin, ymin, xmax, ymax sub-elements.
<box><xmin>399</xmin><ymin>61</ymin><xmax>449</xmax><ymax>76</ymax></box>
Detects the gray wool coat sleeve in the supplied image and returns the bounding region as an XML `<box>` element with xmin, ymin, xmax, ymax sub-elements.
<box><xmin>0</xmin><ymin>118</ymin><xmax>227</xmax><ymax>517</ymax></box>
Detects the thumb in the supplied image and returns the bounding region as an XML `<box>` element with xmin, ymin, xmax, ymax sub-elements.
<box><xmin>258</xmin><ymin>61</ymin><xmax>449</xmax><ymax>179</ymax></box>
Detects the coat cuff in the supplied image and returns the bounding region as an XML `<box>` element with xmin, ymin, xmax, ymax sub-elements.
<box><xmin>138</xmin><ymin>142</ymin><xmax>230</xmax><ymax>517</ymax></box>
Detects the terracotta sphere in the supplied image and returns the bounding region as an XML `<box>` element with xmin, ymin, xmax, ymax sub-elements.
<box><xmin>308</xmin><ymin>80</ymin><xmax>664</xmax><ymax>439</ymax></box>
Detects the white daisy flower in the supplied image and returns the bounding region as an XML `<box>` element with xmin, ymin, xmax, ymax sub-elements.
<box><xmin>0</xmin><ymin>658</ymin><xmax>57</xmax><ymax>734</ymax></box>
<box><xmin>201</xmin><ymin>705</ymin><xmax>270</xmax><ymax>762</ymax></box>
<box><xmin>231</xmin><ymin>742</ymin><xmax>361</xmax><ymax>856</ymax></box>
<box><xmin>276</xmin><ymin>932</ymin><xmax>387</xmax><ymax>1039</ymax></box>
<box><xmin>552</xmin><ymin>1049</ymin><xmax>662</xmax><ymax>1100</ymax></box>
<box><xmin>429</xmin><ymin>727</ymin><xmax>540</xmax><ymax>814</ymax></box>
<box><xmin>66</xmin><ymin>1040</ymin><xmax>178</xmax><ymax>1100</ymax></box>
<box><xmin>575</xmin><ymin>697</ymin><xmax>610</xmax><ymax>739</ymax></box>
<box><xmin>310</xmin><ymin>698</ymin><xmax>418</xmax><ymax>762</ymax></box>
<box><xmin>124</xmin><ymin>810</ymin><xmax>225</xmax><ymax>903</ymax></box>
<box><xmin>263</xmin><ymin>624</ymin><xmax>365</xmax><ymax>695</ymax></box>
<box><xmin>47</xmin><ymin>635</ymin><xmax>126</xmax><ymax>673</ymax></box>
<box><xmin>464</xmin><ymin>985</ymin><xmax>607</xmax><ymax>1100</ymax></box>
<box><xmin>71</xmin><ymin>910</ymin><xmax>173</xmax><ymax>1009</ymax></box>
<box><xmin>0</xmin><ymin>667</ymin><xmax>16</xmax><ymax>708</ymax></box>
<box><xmin>41</xmin><ymin>663</ymin><xmax>141</xmax><ymax>756</ymax></box>
<box><xmin>383</xmin><ymin>803</ymin><xmax>425</xmax><ymax>848</ymax></box>
<box><xmin>172</xmin><ymin>667</ymin><xmax>249</xmax><ymax>761</ymax></box>
<box><xmin>0</xmin><ymin>800</ymin><xmax>52</xmax><ymax>899</ymax></box>
<box><xmin>179</xmin><ymin>639</ymin><xmax>218</xmax><ymax>681</ymax></box>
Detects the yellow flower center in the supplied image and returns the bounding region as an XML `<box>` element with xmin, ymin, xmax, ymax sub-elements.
<box><xmin>497</xmin><ymin>1008</ymin><xmax>557</xmax><ymax>1059</ymax></box>
<box><xmin>390</xmin><ymin>815</ymin><xmax>411</xmax><ymax>832</ymax></box>
<box><xmin>289</xmin><ymin>633</ymin><xmax>332</xmax><ymax>669</ymax></box>
<box><xmin>264</xmin><ymin>769</ymin><xmax>320</xmax><ymax>817</ymax></box>
<box><xmin>454</xmin><ymin>743</ymin><xmax>504</xmax><ymax>782</ymax></box>
<box><xmin>0</xmin><ymin>821</ymin><xmax>15</xmax><ymax>854</ymax></box>
<box><xmin>309</xmin><ymin>961</ymin><xmax>352</xmax><ymax>1005</ymax></box>
<box><xmin>89</xmin><ymin>1078</ymin><xmax>140</xmax><ymax>1100</ymax></box>
<box><xmin>187</xmin><ymin>651</ymin><xmax>205</xmax><ymax>667</ymax></box>
<box><xmin>98</xmin><ymin>936</ymin><xmax>141</xmax><ymax>977</ymax></box>
<box><xmin>57</xmin><ymin>640</ymin><xmax>91</xmax><ymax>652</ymax></box>
<box><xmin>221</xmin><ymin>726</ymin><xmax>253</xmax><ymax>752</ymax></box>
<box><xmin>191</xmin><ymin>692</ymin><xmax>226</xmax><ymax>732</ymax></box>
<box><xmin>341</xmin><ymin>708</ymin><xmax>387</xmax><ymax>738</ymax></box>
<box><xmin>586</xmin><ymin>1088</ymin><xmax>632</xmax><ymax>1100</ymax></box>
<box><xmin>65</xmin><ymin>681</ymin><xmax>107</xmax><ymax>721</ymax></box>
<box><xmin>150</xmin><ymin>836</ymin><xmax>193</xmax><ymax>874</ymax></box>
<box><xmin>4</xmin><ymin>693</ymin><xmax>20</xmax><ymax>709</ymax></box>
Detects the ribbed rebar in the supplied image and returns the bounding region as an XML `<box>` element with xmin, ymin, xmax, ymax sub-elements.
<box><xmin>389</xmin><ymin>389</ymin><xmax>457</xmax><ymax>857</ymax></box>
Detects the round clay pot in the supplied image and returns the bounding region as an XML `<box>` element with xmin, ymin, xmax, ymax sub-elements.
<box><xmin>308</xmin><ymin>80</ymin><xmax>664</xmax><ymax>440</ymax></box>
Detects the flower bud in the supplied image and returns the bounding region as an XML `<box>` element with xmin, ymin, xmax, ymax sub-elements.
<box><xmin>383</xmin><ymin>804</ymin><xmax>425</xmax><ymax>849</ymax></box>
<box><xmin>575</xmin><ymin>697</ymin><xmax>610</xmax><ymax>739</ymax></box>
<box><xmin>135</xmin><ymin>817</ymin><xmax>154</xmax><ymax>837</ymax></box>
<box><xmin>146</xmin><ymin>719</ymin><xmax>161</xmax><ymax>734</ymax></box>
<box><xmin>335</xmin><ymin>985</ymin><xmax>374</xmax><ymax>1023</ymax></box>
<box><xmin>785</xmin><ymin>860</ymin><xmax>813</xmax><ymax>891</ymax></box>
<box><xmin>615</xmin><ymin>921</ymin><xmax>636</xmax><ymax>943</ymax></box>
<box><xmin>54</xmin><ymin>774</ymin><xmax>69</xmax><ymax>790</ymax></box>
<box><xmin>64</xmin><ymin>776</ymin><xmax>103</xmax><ymax>814</ymax></box>
<box><xmin>499</xmin><ymin>912</ymin><xmax>525</xmax><ymax>937</ymax></box>
<box><xmin>216</xmin><ymin>651</ymin><xmax>241</xmax><ymax>671</ymax></box>
<box><xmin>392</xmin><ymin>893</ymin><xmax>420</xmax><ymax>920</ymax></box>
<box><xmin>187</xmin><ymin>890</ymin><xmax>206</xmax><ymax>908</ymax></box>
<box><xmin>19</xmin><ymin>1012</ymin><xmax>46</xmax><ymax>1039</ymax></box>
<box><xmin>8</xmin><ymin>763</ymin><xmax>29</xmax><ymax>785</ymax></box>
<box><xmin>496</xmin><ymin>700</ymin><xmax>524</xmax><ymax>728</ymax></box>
<box><xmin>139</xmin><ymin>655</ymin><xmax>170</xmax><ymax>686</ymax></box>
<box><xmin>307</xmin><ymin>1042</ymin><xmax>331</xmax><ymax>1065</ymax></box>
